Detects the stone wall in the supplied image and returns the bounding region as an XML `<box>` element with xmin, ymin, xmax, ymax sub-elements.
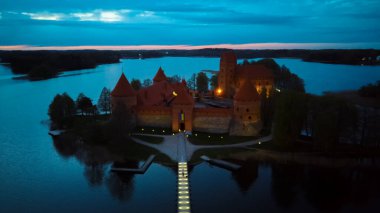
<box><xmin>136</xmin><ymin>106</ymin><xmax>172</xmax><ymax>128</ymax></box>
<box><xmin>229</xmin><ymin>117</ymin><xmax>262</xmax><ymax>136</ymax></box>
<box><xmin>193</xmin><ymin>108</ymin><xmax>232</xmax><ymax>133</ymax></box>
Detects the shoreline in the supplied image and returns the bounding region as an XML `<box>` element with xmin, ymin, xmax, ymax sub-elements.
<box><xmin>228</xmin><ymin>148</ymin><xmax>380</xmax><ymax>168</ymax></box>
<box><xmin>1</xmin><ymin>49</ymin><xmax>379</xmax><ymax>81</ymax></box>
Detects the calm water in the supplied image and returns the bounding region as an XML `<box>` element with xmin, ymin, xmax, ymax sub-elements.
<box><xmin>0</xmin><ymin>57</ymin><xmax>380</xmax><ymax>212</ymax></box>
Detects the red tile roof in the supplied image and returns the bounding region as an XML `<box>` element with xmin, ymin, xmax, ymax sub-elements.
<box><xmin>234</xmin><ymin>80</ymin><xmax>260</xmax><ymax>102</ymax></box>
<box><xmin>153</xmin><ymin>67</ymin><xmax>168</xmax><ymax>83</ymax></box>
<box><xmin>137</xmin><ymin>80</ymin><xmax>193</xmax><ymax>106</ymax></box>
<box><xmin>237</xmin><ymin>64</ymin><xmax>274</xmax><ymax>80</ymax></box>
<box><xmin>181</xmin><ymin>79</ymin><xmax>187</xmax><ymax>86</ymax></box>
<box><xmin>111</xmin><ymin>73</ymin><xmax>136</xmax><ymax>97</ymax></box>
<box><xmin>172</xmin><ymin>86</ymin><xmax>194</xmax><ymax>105</ymax></box>
<box><xmin>137</xmin><ymin>81</ymin><xmax>173</xmax><ymax>106</ymax></box>
<box><xmin>220</xmin><ymin>51</ymin><xmax>237</xmax><ymax>63</ymax></box>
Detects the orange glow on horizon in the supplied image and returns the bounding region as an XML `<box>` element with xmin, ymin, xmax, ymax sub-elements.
<box><xmin>0</xmin><ymin>42</ymin><xmax>373</xmax><ymax>51</ymax></box>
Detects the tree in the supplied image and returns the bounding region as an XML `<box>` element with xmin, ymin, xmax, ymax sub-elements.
<box><xmin>48</xmin><ymin>93</ymin><xmax>75</xmax><ymax>129</ymax></box>
<box><xmin>76</xmin><ymin>93</ymin><xmax>93</xmax><ymax>115</ymax></box>
<box><xmin>196</xmin><ymin>72</ymin><xmax>209</xmax><ymax>93</ymax></box>
<box><xmin>131</xmin><ymin>79</ymin><xmax>141</xmax><ymax>90</ymax></box>
<box><xmin>187</xmin><ymin>73</ymin><xmax>196</xmax><ymax>90</ymax></box>
<box><xmin>273</xmin><ymin>91</ymin><xmax>308</xmax><ymax>148</ymax></box>
<box><xmin>358</xmin><ymin>80</ymin><xmax>380</xmax><ymax>98</ymax></box>
<box><xmin>310</xmin><ymin>95</ymin><xmax>357</xmax><ymax>152</ymax></box>
<box><xmin>108</xmin><ymin>102</ymin><xmax>134</xmax><ymax>139</ymax></box>
<box><xmin>28</xmin><ymin>63</ymin><xmax>58</xmax><ymax>79</ymax></box>
<box><xmin>142</xmin><ymin>79</ymin><xmax>152</xmax><ymax>88</ymax></box>
<box><xmin>210</xmin><ymin>74</ymin><xmax>218</xmax><ymax>90</ymax></box>
<box><xmin>168</xmin><ymin>75</ymin><xmax>181</xmax><ymax>83</ymax></box>
<box><xmin>253</xmin><ymin>59</ymin><xmax>305</xmax><ymax>93</ymax></box>
<box><xmin>97</xmin><ymin>87</ymin><xmax>111</xmax><ymax>114</ymax></box>
<box><xmin>260</xmin><ymin>87</ymin><xmax>275</xmax><ymax>134</ymax></box>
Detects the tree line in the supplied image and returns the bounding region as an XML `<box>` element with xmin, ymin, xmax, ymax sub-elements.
<box><xmin>48</xmin><ymin>87</ymin><xmax>112</xmax><ymax>129</ymax></box>
<box><xmin>358</xmin><ymin>80</ymin><xmax>380</xmax><ymax>98</ymax></box>
<box><xmin>272</xmin><ymin>90</ymin><xmax>380</xmax><ymax>152</ymax></box>
<box><xmin>0</xmin><ymin>51</ymin><xmax>120</xmax><ymax>79</ymax></box>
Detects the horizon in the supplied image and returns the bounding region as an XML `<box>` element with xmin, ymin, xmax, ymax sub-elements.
<box><xmin>1</xmin><ymin>42</ymin><xmax>380</xmax><ymax>51</ymax></box>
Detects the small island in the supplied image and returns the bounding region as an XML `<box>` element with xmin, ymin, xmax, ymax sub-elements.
<box><xmin>48</xmin><ymin>51</ymin><xmax>380</xmax><ymax>166</ymax></box>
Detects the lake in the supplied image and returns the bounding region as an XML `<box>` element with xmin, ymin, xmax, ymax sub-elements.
<box><xmin>0</xmin><ymin>57</ymin><xmax>380</xmax><ymax>212</ymax></box>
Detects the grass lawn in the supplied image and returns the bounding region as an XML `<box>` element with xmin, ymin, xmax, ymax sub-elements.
<box><xmin>132</xmin><ymin>135</ymin><xmax>164</xmax><ymax>144</ymax></box>
<box><xmin>133</xmin><ymin>126</ymin><xmax>173</xmax><ymax>135</ymax></box>
<box><xmin>188</xmin><ymin>131</ymin><xmax>258</xmax><ymax>145</ymax></box>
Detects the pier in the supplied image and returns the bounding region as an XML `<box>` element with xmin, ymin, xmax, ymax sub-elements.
<box><xmin>178</xmin><ymin>162</ymin><xmax>191</xmax><ymax>213</ymax></box>
<box><xmin>177</xmin><ymin>133</ymin><xmax>191</xmax><ymax>212</ymax></box>
<box><xmin>111</xmin><ymin>155</ymin><xmax>156</xmax><ymax>174</ymax></box>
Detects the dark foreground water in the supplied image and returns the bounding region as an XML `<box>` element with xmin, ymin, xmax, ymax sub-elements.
<box><xmin>0</xmin><ymin>57</ymin><xmax>380</xmax><ymax>212</ymax></box>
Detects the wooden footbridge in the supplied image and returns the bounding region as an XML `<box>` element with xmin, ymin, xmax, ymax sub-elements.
<box><xmin>177</xmin><ymin>133</ymin><xmax>191</xmax><ymax>213</ymax></box>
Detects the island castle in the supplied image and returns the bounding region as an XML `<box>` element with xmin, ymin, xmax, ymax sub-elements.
<box><xmin>111</xmin><ymin>52</ymin><xmax>274</xmax><ymax>136</ymax></box>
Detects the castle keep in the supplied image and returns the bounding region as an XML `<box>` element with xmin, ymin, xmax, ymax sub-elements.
<box><xmin>111</xmin><ymin>52</ymin><xmax>274</xmax><ymax>136</ymax></box>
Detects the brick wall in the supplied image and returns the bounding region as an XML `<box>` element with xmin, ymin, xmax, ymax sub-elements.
<box><xmin>136</xmin><ymin>106</ymin><xmax>172</xmax><ymax>128</ymax></box>
<box><xmin>193</xmin><ymin>108</ymin><xmax>233</xmax><ymax>133</ymax></box>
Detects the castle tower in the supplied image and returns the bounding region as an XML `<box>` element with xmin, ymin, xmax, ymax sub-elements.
<box><xmin>218</xmin><ymin>51</ymin><xmax>237</xmax><ymax>98</ymax></box>
<box><xmin>171</xmin><ymin>87</ymin><xmax>194</xmax><ymax>132</ymax></box>
<box><xmin>231</xmin><ymin>80</ymin><xmax>262</xmax><ymax>136</ymax></box>
<box><xmin>111</xmin><ymin>73</ymin><xmax>137</xmax><ymax>112</ymax></box>
<box><xmin>153</xmin><ymin>67</ymin><xmax>168</xmax><ymax>84</ymax></box>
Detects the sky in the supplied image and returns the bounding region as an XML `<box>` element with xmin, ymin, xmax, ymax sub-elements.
<box><xmin>0</xmin><ymin>0</ymin><xmax>380</xmax><ymax>49</ymax></box>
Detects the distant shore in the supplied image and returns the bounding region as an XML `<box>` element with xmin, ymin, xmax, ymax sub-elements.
<box><xmin>0</xmin><ymin>49</ymin><xmax>379</xmax><ymax>80</ymax></box>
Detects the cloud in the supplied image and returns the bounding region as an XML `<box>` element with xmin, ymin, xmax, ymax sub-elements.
<box><xmin>71</xmin><ymin>12</ymin><xmax>97</xmax><ymax>21</ymax></box>
<box><xmin>20</xmin><ymin>10</ymin><xmax>126</xmax><ymax>22</ymax></box>
<box><xmin>21</xmin><ymin>12</ymin><xmax>63</xmax><ymax>21</ymax></box>
<box><xmin>0</xmin><ymin>0</ymin><xmax>379</xmax><ymax>46</ymax></box>
<box><xmin>15</xmin><ymin>9</ymin><xmax>161</xmax><ymax>23</ymax></box>
<box><xmin>99</xmin><ymin>11</ymin><xmax>123</xmax><ymax>22</ymax></box>
<box><xmin>138</xmin><ymin>11</ymin><xmax>154</xmax><ymax>17</ymax></box>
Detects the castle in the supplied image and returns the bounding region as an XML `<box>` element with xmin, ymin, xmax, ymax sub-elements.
<box><xmin>111</xmin><ymin>52</ymin><xmax>274</xmax><ymax>136</ymax></box>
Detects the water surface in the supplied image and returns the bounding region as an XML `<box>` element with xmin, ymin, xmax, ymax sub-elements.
<box><xmin>0</xmin><ymin>57</ymin><xmax>380</xmax><ymax>212</ymax></box>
